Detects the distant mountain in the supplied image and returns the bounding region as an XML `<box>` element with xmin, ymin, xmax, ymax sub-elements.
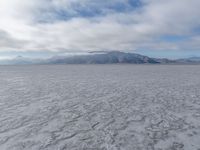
<box><xmin>176</xmin><ymin>57</ymin><xmax>200</xmax><ymax>63</ymax></box>
<box><xmin>0</xmin><ymin>56</ymin><xmax>43</xmax><ymax>65</ymax></box>
<box><xmin>45</xmin><ymin>51</ymin><xmax>159</xmax><ymax>64</ymax></box>
<box><xmin>1</xmin><ymin>51</ymin><xmax>200</xmax><ymax>65</ymax></box>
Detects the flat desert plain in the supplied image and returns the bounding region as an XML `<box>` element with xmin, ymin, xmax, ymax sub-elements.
<box><xmin>0</xmin><ymin>65</ymin><xmax>200</xmax><ymax>150</ymax></box>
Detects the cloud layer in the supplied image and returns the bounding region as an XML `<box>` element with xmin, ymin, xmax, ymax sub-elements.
<box><xmin>0</xmin><ymin>0</ymin><xmax>200</xmax><ymax>55</ymax></box>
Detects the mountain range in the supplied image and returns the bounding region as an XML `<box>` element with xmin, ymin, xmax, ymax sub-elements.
<box><xmin>0</xmin><ymin>51</ymin><xmax>200</xmax><ymax>65</ymax></box>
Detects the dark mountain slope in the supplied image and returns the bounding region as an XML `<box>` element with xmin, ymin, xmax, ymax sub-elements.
<box><xmin>46</xmin><ymin>51</ymin><xmax>159</xmax><ymax>64</ymax></box>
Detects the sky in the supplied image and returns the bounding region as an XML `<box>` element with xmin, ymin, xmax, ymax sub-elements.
<box><xmin>0</xmin><ymin>0</ymin><xmax>200</xmax><ymax>59</ymax></box>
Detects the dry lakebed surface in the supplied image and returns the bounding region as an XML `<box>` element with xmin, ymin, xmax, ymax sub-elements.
<box><xmin>0</xmin><ymin>65</ymin><xmax>200</xmax><ymax>150</ymax></box>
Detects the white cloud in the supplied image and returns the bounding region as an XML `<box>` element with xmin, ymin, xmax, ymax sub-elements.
<box><xmin>0</xmin><ymin>0</ymin><xmax>200</xmax><ymax>53</ymax></box>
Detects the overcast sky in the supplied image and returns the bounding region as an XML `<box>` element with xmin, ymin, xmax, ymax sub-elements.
<box><xmin>0</xmin><ymin>0</ymin><xmax>200</xmax><ymax>58</ymax></box>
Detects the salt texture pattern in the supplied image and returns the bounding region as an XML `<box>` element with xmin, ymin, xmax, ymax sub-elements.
<box><xmin>0</xmin><ymin>65</ymin><xmax>200</xmax><ymax>150</ymax></box>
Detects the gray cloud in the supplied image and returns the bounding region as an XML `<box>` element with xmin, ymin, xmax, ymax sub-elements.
<box><xmin>0</xmin><ymin>0</ymin><xmax>200</xmax><ymax>53</ymax></box>
<box><xmin>0</xmin><ymin>30</ymin><xmax>28</xmax><ymax>50</ymax></box>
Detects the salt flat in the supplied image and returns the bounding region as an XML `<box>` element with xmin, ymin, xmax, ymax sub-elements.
<box><xmin>0</xmin><ymin>65</ymin><xmax>200</xmax><ymax>150</ymax></box>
